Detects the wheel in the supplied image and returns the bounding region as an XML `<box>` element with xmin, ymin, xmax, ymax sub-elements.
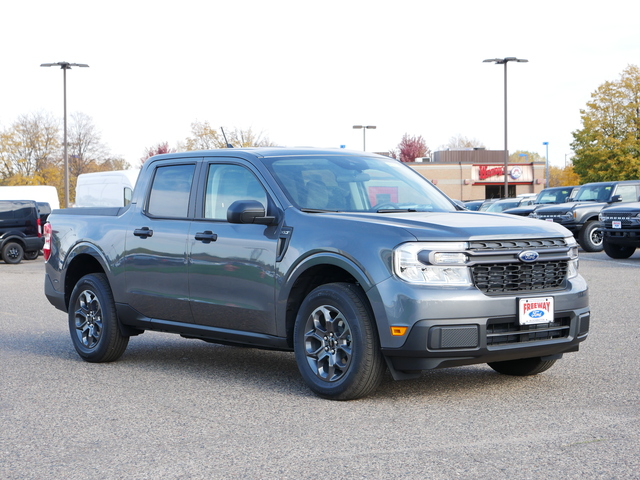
<box><xmin>603</xmin><ymin>240</ymin><xmax>636</xmax><ymax>259</ymax></box>
<box><xmin>488</xmin><ymin>357</ymin><xmax>557</xmax><ymax>376</ymax></box>
<box><xmin>578</xmin><ymin>220</ymin><xmax>603</xmax><ymax>252</ymax></box>
<box><xmin>24</xmin><ymin>250</ymin><xmax>39</xmax><ymax>260</ymax></box>
<box><xmin>68</xmin><ymin>273</ymin><xmax>129</xmax><ymax>362</ymax></box>
<box><xmin>293</xmin><ymin>282</ymin><xmax>386</xmax><ymax>400</ymax></box>
<box><xmin>2</xmin><ymin>241</ymin><xmax>24</xmax><ymax>264</ymax></box>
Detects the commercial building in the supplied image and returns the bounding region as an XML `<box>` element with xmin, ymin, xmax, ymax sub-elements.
<box><xmin>407</xmin><ymin>149</ymin><xmax>546</xmax><ymax>201</ymax></box>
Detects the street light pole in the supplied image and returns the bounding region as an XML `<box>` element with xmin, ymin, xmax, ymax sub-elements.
<box><xmin>543</xmin><ymin>141</ymin><xmax>550</xmax><ymax>188</ymax></box>
<box><xmin>352</xmin><ymin>125</ymin><xmax>376</xmax><ymax>151</ymax></box>
<box><xmin>41</xmin><ymin>61</ymin><xmax>89</xmax><ymax>208</ymax></box>
<box><xmin>483</xmin><ymin>57</ymin><xmax>528</xmax><ymax>198</ymax></box>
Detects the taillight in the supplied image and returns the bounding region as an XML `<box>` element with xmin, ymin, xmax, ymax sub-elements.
<box><xmin>37</xmin><ymin>218</ymin><xmax>42</xmax><ymax>237</ymax></box>
<box><xmin>43</xmin><ymin>223</ymin><xmax>52</xmax><ymax>261</ymax></box>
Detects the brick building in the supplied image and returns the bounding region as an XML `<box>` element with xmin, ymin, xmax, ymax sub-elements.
<box><xmin>407</xmin><ymin>149</ymin><xmax>546</xmax><ymax>201</ymax></box>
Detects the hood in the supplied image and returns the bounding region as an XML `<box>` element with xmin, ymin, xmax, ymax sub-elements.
<box><xmin>318</xmin><ymin>210</ymin><xmax>571</xmax><ymax>241</ymax></box>
<box><xmin>600</xmin><ymin>201</ymin><xmax>640</xmax><ymax>213</ymax></box>
<box><xmin>535</xmin><ymin>200</ymin><xmax>606</xmax><ymax>212</ymax></box>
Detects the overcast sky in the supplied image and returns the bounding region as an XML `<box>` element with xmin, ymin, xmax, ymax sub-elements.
<box><xmin>2</xmin><ymin>0</ymin><xmax>639</xmax><ymax>168</ymax></box>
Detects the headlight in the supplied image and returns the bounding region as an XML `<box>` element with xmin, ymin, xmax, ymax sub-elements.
<box><xmin>529</xmin><ymin>212</ymin><xmax>539</xmax><ymax>219</ymax></box>
<box><xmin>598</xmin><ymin>212</ymin><xmax>605</xmax><ymax>222</ymax></box>
<box><xmin>565</xmin><ymin>236</ymin><xmax>579</xmax><ymax>278</ymax></box>
<box><xmin>393</xmin><ymin>242</ymin><xmax>472</xmax><ymax>285</ymax></box>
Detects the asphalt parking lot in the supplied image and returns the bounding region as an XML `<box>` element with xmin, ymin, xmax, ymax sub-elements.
<box><xmin>1</xmin><ymin>253</ymin><xmax>639</xmax><ymax>479</ymax></box>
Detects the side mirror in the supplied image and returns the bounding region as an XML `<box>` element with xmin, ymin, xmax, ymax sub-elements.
<box><xmin>227</xmin><ymin>200</ymin><xmax>277</xmax><ymax>225</ymax></box>
<box><xmin>610</xmin><ymin>195</ymin><xmax>622</xmax><ymax>203</ymax></box>
<box><xmin>566</xmin><ymin>197</ymin><xmax>574</xmax><ymax>202</ymax></box>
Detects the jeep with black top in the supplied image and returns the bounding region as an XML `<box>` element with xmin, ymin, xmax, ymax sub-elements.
<box><xmin>0</xmin><ymin>199</ymin><xmax>45</xmax><ymax>264</ymax></box>
<box><xmin>529</xmin><ymin>180</ymin><xmax>640</xmax><ymax>252</ymax></box>
<box><xmin>599</xmin><ymin>201</ymin><xmax>640</xmax><ymax>258</ymax></box>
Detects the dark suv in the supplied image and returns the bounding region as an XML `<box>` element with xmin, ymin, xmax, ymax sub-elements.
<box><xmin>0</xmin><ymin>200</ymin><xmax>45</xmax><ymax>264</ymax></box>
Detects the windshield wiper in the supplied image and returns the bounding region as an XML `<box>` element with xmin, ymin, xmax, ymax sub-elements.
<box><xmin>376</xmin><ymin>208</ymin><xmax>419</xmax><ymax>213</ymax></box>
<box><xmin>300</xmin><ymin>208</ymin><xmax>340</xmax><ymax>213</ymax></box>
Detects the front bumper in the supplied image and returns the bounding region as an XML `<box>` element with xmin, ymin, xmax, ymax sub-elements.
<box><xmin>603</xmin><ymin>228</ymin><xmax>640</xmax><ymax>247</ymax></box>
<box><xmin>370</xmin><ymin>274</ymin><xmax>590</xmax><ymax>374</ymax></box>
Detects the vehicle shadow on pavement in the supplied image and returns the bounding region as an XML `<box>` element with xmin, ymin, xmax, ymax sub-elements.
<box><xmin>3</xmin><ymin>327</ymin><xmax>562</xmax><ymax>401</ymax></box>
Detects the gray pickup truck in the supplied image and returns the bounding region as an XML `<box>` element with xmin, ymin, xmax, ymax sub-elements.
<box><xmin>43</xmin><ymin>148</ymin><xmax>590</xmax><ymax>400</ymax></box>
<box><xmin>530</xmin><ymin>180</ymin><xmax>640</xmax><ymax>252</ymax></box>
<box><xmin>599</xmin><ymin>201</ymin><xmax>640</xmax><ymax>258</ymax></box>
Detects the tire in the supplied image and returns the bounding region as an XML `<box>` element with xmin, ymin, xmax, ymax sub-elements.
<box><xmin>2</xmin><ymin>241</ymin><xmax>24</xmax><ymax>264</ymax></box>
<box><xmin>293</xmin><ymin>282</ymin><xmax>386</xmax><ymax>400</ymax></box>
<box><xmin>578</xmin><ymin>220</ymin><xmax>603</xmax><ymax>252</ymax></box>
<box><xmin>68</xmin><ymin>273</ymin><xmax>129</xmax><ymax>362</ymax></box>
<box><xmin>24</xmin><ymin>250</ymin><xmax>39</xmax><ymax>260</ymax></box>
<box><xmin>488</xmin><ymin>357</ymin><xmax>557</xmax><ymax>376</ymax></box>
<box><xmin>603</xmin><ymin>240</ymin><xmax>636</xmax><ymax>259</ymax></box>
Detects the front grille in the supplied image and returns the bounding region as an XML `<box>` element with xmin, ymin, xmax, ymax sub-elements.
<box><xmin>471</xmin><ymin>260</ymin><xmax>568</xmax><ymax>294</ymax></box>
<box><xmin>487</xmin><ymin>316</ymin><xmax>571</xmax><ymax>346</ymax></box>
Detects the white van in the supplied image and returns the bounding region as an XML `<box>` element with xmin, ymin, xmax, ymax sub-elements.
<box><xmin>0</xmin><ymin>185</ymin><xmax>60</xmax><ymax>210</ymax></box>
<box><xmin>75</xmin><ymin>169</ymin><xmax>140</xmax><ymax>207</ymax></box>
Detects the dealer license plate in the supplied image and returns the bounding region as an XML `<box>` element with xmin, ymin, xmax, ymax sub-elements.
<box><xmin>518</xmin><ymin>297</ymin><xmax>554</xmax><ymax>325</ymax></box>
<box><xmin>612</xmin><ymin>221</ymin><xmax>622</xmax><ymax>229</ymax></box>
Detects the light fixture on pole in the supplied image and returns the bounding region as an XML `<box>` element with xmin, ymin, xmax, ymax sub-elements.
<box><xmin>41</xmin><ymin>61</ymin><xmax>89</xmax><ymax>208</ymax></box>
<box><xmin>353</xmin><ymin>125</ymin><xmax>376</xmax><ymax>151</ymax></box>
<box><xmin>543</xmin><ymin>141</ymin><xmax>550</xmax><ymax>188</ymax></box>
<box><xmin>483</xmin><ymin>57</ymin><xmax>528</xmax><ymax>198</ymax></box>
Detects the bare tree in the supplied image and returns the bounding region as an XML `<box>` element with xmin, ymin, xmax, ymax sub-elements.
<box><xmin>67</xmin><ymin>112</ymin><xmax>112</xmax><ymax>177</ymax></box>
<box><xmin>0</xmin><ymin>112</ymin><xmax>60</xmax><ymax>182</ymax></box>
<box><xmin>442</xmin><ymin>134</ymin><xmax>485</xmax><ymax>150</ymax></box>
<box><xmin>184</xmin><ymin>120</ymin><xmax>277</xmax><ymax>150</ymax></box>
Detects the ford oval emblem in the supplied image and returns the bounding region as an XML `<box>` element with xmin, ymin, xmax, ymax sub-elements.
<box><xmin>529</xmin><ymin>310</ymin><xmax>545</xmax><ymax>318</ymax></box>
<box><xmin>518</xmin><ymin>250</ymin><xmax>539</xmax><ymax>263</ymax></box>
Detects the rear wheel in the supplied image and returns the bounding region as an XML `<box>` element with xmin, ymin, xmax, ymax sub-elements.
<box><xmin>603</xmin><ymin>240</ymin><xmax>636</xmax><ymax>259</ymax></box>
<box><xmin>68</xmin><ymin>273</ymin><xmax>129</xmax><ymax>362</ymax></box>
<box><xmin>24</xmin><ymin>250</ymin><xmax>39</xmax><ymax>260</ymax></box>
<box><xmin>578</xmin><ymin>220</ymin><xmax>603</xmax><ymax>252</ymax></box>
<box><xmin>2</xmin><ymin>241</ymin><xmax>24</xmax><ymax>264</ymax></box>
<box><xmin>294</xmin><ymin>282</ymin><xmax>386</xmax><ymax>400</ymax></box>
<box><xmin>488</xmin><ymin>357</ymin><xmax>557</xmax><ymax>376</ymax></box>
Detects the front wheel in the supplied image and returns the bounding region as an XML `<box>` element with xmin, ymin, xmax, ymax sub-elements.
<box><xmin>68</xmin><ymin>273</ymin><xmax>129</xmax><ymax>362</ymax></box>
<box><xmin>294</xmin><ymin>282</ymin><xmax>386</xmax><ymax>400</ymax></box>
<box><xmin>603</xmin><ymin>240</ymin><xmax>636</xmax><ymax>259</ymax></box>
<box><xmin>578</xmin><ymin>220</ymin><xmax>603</xmax><ymax>252</ymax></box>
<box><xmin>488</xmin><ymin>357</ymin><xmax>557</xmax><ymax>376</ymax></box>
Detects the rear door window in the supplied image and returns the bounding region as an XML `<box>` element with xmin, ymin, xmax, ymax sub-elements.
<box><xmin>147</xmin><ymin>164</ymin><xmax>196</xmax><ymax>218</ymax></box>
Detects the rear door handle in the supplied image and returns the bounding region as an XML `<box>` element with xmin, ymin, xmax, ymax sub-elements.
<box><xmin>133</xmin><ymin>227</ymin><xmax>153</xmax><ymax>238</ymax></box>
<box><xmin>195</xmin><ymin>231</ymin><xmax>218</xmax><ymax>243</ymax></box>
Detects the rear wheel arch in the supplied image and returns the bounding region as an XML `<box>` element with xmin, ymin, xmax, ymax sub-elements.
<box><xmin>63</xmin><ymin>249</ymin><xmax>109</xmax><ymax>310</ymax></box>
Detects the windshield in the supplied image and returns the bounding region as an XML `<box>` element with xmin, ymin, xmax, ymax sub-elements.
<box><xmin>485</xmin><ymin>200</ymin><xmax>520</xmax><ymax>212</ymax></box>
<box><xmin>263</xmin><ymin>155</ymin><xmax>456</xmax><ymax>213</ymax></box>
<box><xmin>574</xmin><ymin>184</ymin><xmax>613</xmax><ymax>202</ymax></box>
<box><xmin>537</xmin><ymin>187</ymin><xmax>574</xmax><ymax>204</ymax></box>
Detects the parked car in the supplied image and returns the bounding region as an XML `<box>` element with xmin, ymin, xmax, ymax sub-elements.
<box><xmin>463</xmin><ymin>200</ymin><xmax>485</xmax><ymax>211</ymax></box>
<box><xmin>530</xmin><ymin>180</ymin><xmax>640</xmax><ymax>251</ymax></box>
<box><xmin>503</xmin><ymin>186</ymin><xmax>579</xmax><ymax>217</ymax></box>
<box><xmin>599</xmin><ymin>201</ymin><xmax>640</xmax><ymax>258</ymax></box>
<box><xmin>484</xmin><ymin>196</ymin><xmax>536</xmax><ymax>213</ymax></box>
<box><xmin>0</xmin><ymin>200</ymin><xmax>45</xmax><ymax>264</ymax></box>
